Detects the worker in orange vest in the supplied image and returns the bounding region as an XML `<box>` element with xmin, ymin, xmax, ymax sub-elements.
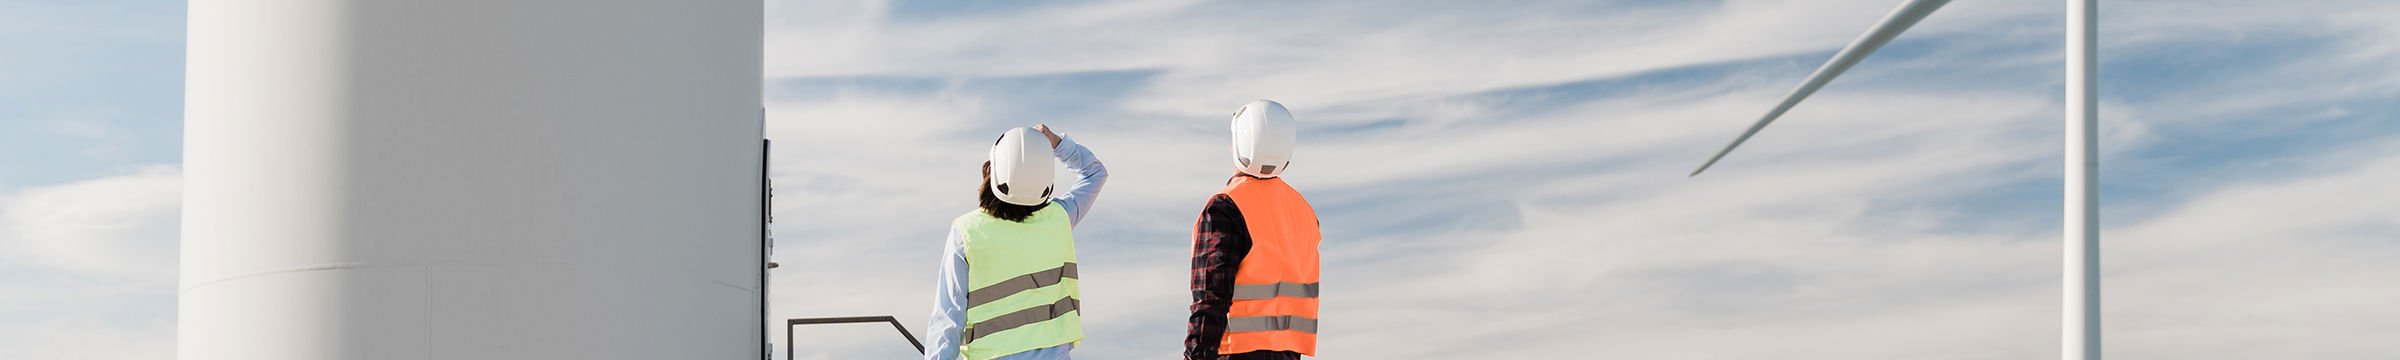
<box><xmin>1186</xmin><ymin>100</ymin><xmax>1321</xmax><ymax>360</ymax></box>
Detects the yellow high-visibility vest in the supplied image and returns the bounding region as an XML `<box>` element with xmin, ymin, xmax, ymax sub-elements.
<box><xmin>956</xmin><ymin>204</ymin><xmax>1082</xmax><ymax>360</ymax></box>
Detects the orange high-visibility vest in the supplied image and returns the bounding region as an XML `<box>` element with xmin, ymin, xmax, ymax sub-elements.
<box><xmin>1214</xmin><ymin>176</ymin><xmax>1321</xmax><ymax>356</ymax></box>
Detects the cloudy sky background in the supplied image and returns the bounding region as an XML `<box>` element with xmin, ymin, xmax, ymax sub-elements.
<box><xmin>4</xmin><ymin>0</ymin><xmax>2398</xmax><ymax>358</ymax></box>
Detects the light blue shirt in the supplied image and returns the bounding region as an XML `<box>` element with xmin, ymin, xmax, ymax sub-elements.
<box><xmin>926</xmin><ymin>135</ymin><xmax>1107</xmax><ymax>360</ymax></box>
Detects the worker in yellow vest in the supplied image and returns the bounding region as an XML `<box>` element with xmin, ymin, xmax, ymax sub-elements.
<box><xmin>1186</xmin><ymin>100</ymin><xmax>1321</xmax><ymax>360</ymax></box>
<box><xmin>926</xmin><ymin>124</ymin><xmax>1109</xmax><ymax>360</ymax></box>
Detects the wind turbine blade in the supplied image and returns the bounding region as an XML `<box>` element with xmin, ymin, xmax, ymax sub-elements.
<box><xmin>1689</xmin><ymin>0</ymin><xmax>1953</xmax><ymax>176</ymax></box>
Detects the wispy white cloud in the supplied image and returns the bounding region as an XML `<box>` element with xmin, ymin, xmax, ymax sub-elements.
<box><xmin>0</xmin><ymin>166</ymin><xmax>180</xmax><ymax>277</ymax></box>
<box><xmin>2102</xmin><ymin>140</ymin><xmax>2400</xmax><ymax>358</ymax></box>
<box><xmin>0</xmin><ymin>166</ymin><xmax>179</xmax><ymax>359</ymax></box>
<box><xmin>0</xmin><ymin>314</ymin><xmax>174</xmax><ymax>360</ymax></box>
<box><xmin>766</xmin><ymin>0</ymin><xmax>2064</xmax><ymax>117</ymax></box>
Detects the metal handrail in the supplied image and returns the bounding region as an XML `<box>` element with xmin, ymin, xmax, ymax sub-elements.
<box><xmin>785</xmin><ymin>316</ymin><xmax>926</xmax><ymax>359</ymax></box>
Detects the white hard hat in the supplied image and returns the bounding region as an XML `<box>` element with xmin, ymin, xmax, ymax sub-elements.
<box><xmin>1230</xmin><ymin>99</ymin><xmax>1297</xmax><ymax>178</ymax></box>
<box><xmin>988</xmin><ymin>127</ymin><xmax>1056</xmax><ymax>206</ymax></box>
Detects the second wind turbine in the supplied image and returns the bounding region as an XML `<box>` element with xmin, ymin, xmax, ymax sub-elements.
<box><xmin>1685</xmin><ymin>0</ymin><xmax>2103</xmax><ymax>359</ymax></box>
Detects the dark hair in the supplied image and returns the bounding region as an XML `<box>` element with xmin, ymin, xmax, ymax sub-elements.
<box><xmin>979</xmin><ymin>161</ymin><xmax>1048</xmax><ymax>222</ymax></box>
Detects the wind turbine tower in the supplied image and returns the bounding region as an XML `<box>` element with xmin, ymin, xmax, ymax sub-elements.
<box><xmin>180</xmin><ymin>1</ymin><xmax>768</xmax><ymax>359</ymax></box>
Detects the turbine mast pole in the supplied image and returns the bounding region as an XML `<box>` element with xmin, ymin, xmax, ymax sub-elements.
<box><xmin>2064</xmin><ymin>0</ymin><xmax>2101</xmax><ymax>359</ymax></box>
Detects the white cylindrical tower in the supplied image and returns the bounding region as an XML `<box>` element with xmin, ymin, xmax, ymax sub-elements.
<box><xmin>180</xmin><ymin>1</ymin><xmax>763</xmax><ymax>359</ymax></box>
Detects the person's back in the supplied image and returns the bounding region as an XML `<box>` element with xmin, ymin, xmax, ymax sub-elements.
<box><xmin>952</xmin><ymin>204</ymin><xmax>1080</xmax><ymax>359</ymax></box>
<box><xmin>1187</xmin><ymin>100</ymin><xmax>1321</xmax><ymax>360</ymax></box>
<box><xmin>928</xmin><ymin>125</ymin><xmax>1109</xmax><ymax>360</ymax></box>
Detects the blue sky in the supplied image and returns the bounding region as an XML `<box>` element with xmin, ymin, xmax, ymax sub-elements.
<box><xmin>5</xmin><ymin>0</ymin><xmax>2400</xmax><ymax>358</ymax></box>
<box><xmin>0</xmin><ymin>0</ymin><xmax>183</xmax><ymax>189</ymax></box>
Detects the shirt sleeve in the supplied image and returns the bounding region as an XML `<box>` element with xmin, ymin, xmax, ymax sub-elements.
<box><xmin>924</xmin><ymin>224</ymin><xmax>970</xmax><ymax>360</ymax></box>
<box><xmin>1046</xmin><ymin>134</ymin><xmax>1108</xmax><ymax>227</ymax></box>
<box><xmin>1186</xmin><ymin>194</ymin><xmax>1250</xmax><ymax>360</ymax></box>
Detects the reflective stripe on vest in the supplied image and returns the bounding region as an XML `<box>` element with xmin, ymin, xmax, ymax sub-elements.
<box><xmin>1226</xmin><ymin>315</ymin><xmax>1318</xmax><ymax>333</ymax></box>
<box><xmin>966</xmin><ymin>263</ymin><xmax>1078</xmax><ymax>309</ymax></box>
<box><xmin>1213</xmin><ymin>176</ymin><xmax>1322</xmax><ymax>356</ymax></box>
<box><xmin>1229</xmin><ymin>281</ymin><xmax>1318</xmax><ymax>300</ymax></box>
<box><xmin>965</xmin><ymin>297</ymin><xmax>1080</xmax><ymax>343</ymax></box>
<box><xmin>956</xmin><ymin>205</ymin><xmax>1083</xmax><ymax>360</ymax></box>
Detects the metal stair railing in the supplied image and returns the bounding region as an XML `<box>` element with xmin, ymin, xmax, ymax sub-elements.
<box><xmin>785</xmin><ymin>316</ymin><xmax>926</xmax><ymax>359</ymax></box>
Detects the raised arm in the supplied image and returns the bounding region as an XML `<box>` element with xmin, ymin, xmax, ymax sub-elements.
<box><xmin>1046</xmin><ymin>133</ymin><xmax>1108</xmax><ymax>227</ymax></box>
